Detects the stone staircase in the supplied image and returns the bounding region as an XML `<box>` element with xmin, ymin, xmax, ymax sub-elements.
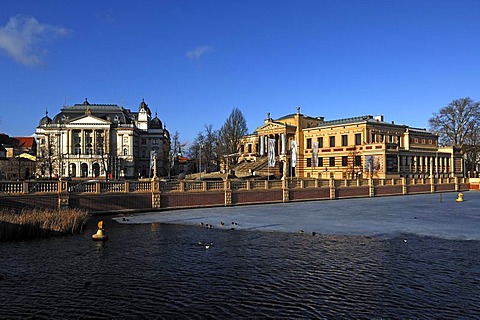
<box><xmin>232</xmin><ymin>156</ymin><xmax>281</xmax><ymax>178</ymax></box>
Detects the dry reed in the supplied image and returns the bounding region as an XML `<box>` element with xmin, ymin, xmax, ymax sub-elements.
<box><xmin>0</xmin><ymin>208</ymin><xmax>90</xmax><ymax>241</ymax></box>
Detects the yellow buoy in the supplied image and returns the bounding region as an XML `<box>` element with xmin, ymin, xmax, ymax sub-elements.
<box><xmin>92</xmin><ymin>220</ymin><xmax>108</xmax><ymax>241</ymax></box>
<box><xmin>456</xmin><ymin>192</ymin><xmax>464</xmax><ymax>202</ymax></box>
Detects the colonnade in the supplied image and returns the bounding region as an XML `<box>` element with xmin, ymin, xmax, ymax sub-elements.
<box><xmin>258</xmin><ymin>133</ymin><xmax>288</xmax><ymax>156</ymax></box>
<box><xmin>399</xmin><ymin>154</ymin><xmax>452</xmax><ymax>176</ymax></box>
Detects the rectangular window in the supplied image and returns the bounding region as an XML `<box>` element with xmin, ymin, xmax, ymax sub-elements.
<box><xmin>342</xmin><ymin>156</ymin><xmax>348</xmax><ymax>166</ymax></box>
<box><xmin>341</xmin><ymin>135</ymin><xmax>348</xmax><ymax>146</ymax></box>
<box><xmin>329</xmin><ymin>157</ymin><xmax>335</xmax><ymax>167</ymax></box>
<box><xmin>329</xmin><ymin>136</ymin><xmax>335</xmax><ymax>147</ymax></box>
<box><xmin>371</xmin><ymin>133</ymin><xmax>376</xmax><ymax>143</ymax></box>
<box><xmin>355</xmin><ymin>133</ymin><xmax>361</xmax><ymax>145</ymax></box>
<box><xmin>306</xmin><ymin>158</ymin><xmax>312</xmax><ymax>167</ymax></box>
<box><xmin>318</xmin><ymin>157</ymin><xmax>323</xmax><ymax>167</ymax></box>
<box><xmin>306</xmin><ymin>138</ymin><xmax>312</xmax><ymax>149</ymax></box>
<box><xmin>355</xmin><ymin>155</ymin><xmax>362</xmax><ymax>167</ymax></box>
<box><xmin>317</xmin><ymin>137</ymin><xmax>323</xmax><ymax>148</ymax></box>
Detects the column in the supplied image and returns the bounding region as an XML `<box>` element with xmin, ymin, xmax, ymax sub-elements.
<box><xmin>81</xmin><ymin>129</ymin><xmax>85</xmax><ymax>155</ymax></box>
<box><xmin>260</xmin><ymin>136</ymin><xmax>264</xmax><ymax>156</ymax></box>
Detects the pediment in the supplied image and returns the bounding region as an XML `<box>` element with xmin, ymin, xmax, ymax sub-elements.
<box><xmin>257</xmin><ymin>121</ymin><xmax>296</xmax><ymax>133</ymax></box>
<box><xmin>68</xmin><ymin>115</ymin><xmax>111</xmax><ymax>125</ymax></box>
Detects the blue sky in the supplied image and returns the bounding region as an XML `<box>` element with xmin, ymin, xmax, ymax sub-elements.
<box><xmin>1</xmin><ymin>0</ymin><xmax>479</xmax><ymax>144</ymax></box>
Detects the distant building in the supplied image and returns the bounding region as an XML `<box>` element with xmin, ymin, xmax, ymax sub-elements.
<box><xmin>0</xmin><ymin>133</ymin><xmax>37</xmax><ymax>180</ymax></box>
<box><xmin>238</xmin><ymin>107</ymin><xmax>463</xmax><ymax>179</ymax></box>
<box><xmin>35</xmin><ymin>98</ymin><xmax>170</xmax><ymax>179</ymax></box>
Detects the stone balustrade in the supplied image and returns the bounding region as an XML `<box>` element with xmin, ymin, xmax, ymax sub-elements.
<box><xmin>0</xmin><ymin>177</ymin><xmax>471</xmax><ymax>213</ymax></box>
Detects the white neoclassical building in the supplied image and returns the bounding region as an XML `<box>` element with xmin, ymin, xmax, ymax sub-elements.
<box><xmin>36</xmin><ymin>98</ymin><xmax>170</xmax><ymax>179</ymax></box>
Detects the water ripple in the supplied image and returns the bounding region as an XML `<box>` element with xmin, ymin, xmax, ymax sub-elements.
<box><xmin>1</xmin><ymin>222</ymin><xmax>480</xmax><ymax>318</ymax></box>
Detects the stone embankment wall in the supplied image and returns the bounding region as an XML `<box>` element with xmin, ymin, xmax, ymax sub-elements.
<box><xmin>0</xmin><ymin>177</ymin><xmax>471</xmax><ymax>214</ymax></box>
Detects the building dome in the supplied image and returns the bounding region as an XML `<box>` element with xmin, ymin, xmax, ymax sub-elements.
<box><xmin>139</xmin><ymin>99</ymin><xmax>151</xmax><ymax>116</ymax></box>
<box><xmin>150</xmin><ymin>113</ymin><xmax>163</xmax><ymax>129</ymax></box>
<box><xmin>39</xmin><ymin>110</ymin><xmax>52</xmax><ymax>126</ymax></box>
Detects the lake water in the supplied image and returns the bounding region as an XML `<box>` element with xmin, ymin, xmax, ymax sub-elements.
<box><xmin>1</xmin><ymin>192</ymin><xmax>480</xmax><ymax>319</ymax></box>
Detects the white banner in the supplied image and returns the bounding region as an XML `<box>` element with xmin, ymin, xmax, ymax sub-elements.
<box><xmin>291</xmin><ymin>140</ymin><xmax>297</xmax><ymax>168</ymax></box>
<box><xmin>312</xmin><ymin>141</ymin><xmax>319</xmax><ymax>167</ymax></box>
<box><xmin>268</xmin><ymin>139</ymin><xmax>276</xmax><ymax>167</ymax></box>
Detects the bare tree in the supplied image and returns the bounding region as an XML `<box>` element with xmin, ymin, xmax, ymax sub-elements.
<box><xmin>429</xmin><ymin>97</ymin><xmax>480</xmax><ymax>175</ymax></box>
<box><xmin>38</xmin><ymin>134</ymin><xmax>55</xmax><ymax>179</ymax></box>
<box><xmin>169</xmin><ymin>131</ymin><xmax>187</xmax><ymax>177</ymax></box>
<box><xmin>218</xmin><ymin>108</ymin><xmax>248</xmax><ymax>168</ymax></box>
<box><xmin>429</xmin><ymin>97</ymin><xmax>480</xmax><ymax>146</ymax></box>
<box><xmin>189</xmin><ymin>131</ymin><xmax>205</xmax><ymax>174</ymax></box>
<box><xmin>203</xmin><ymin>124</ymin><xmax>220</xmax><ymax>172</ymax></box>
<box><xmin>171</xmin><ymin>131</ymin><xmax>186</xmax><ymax>157</ymax></box>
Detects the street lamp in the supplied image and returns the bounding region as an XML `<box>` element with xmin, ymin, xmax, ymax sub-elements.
<box><xmin>199</xmin><ymin>144</ymin><xmax>203</xmax><ymax>179</ymax></box>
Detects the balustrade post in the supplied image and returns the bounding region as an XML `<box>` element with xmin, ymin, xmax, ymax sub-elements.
<box><xmin>95</xmin><ymin>182</ymin><xmax>101</xmax><ymax>194</ymax></box>
<box><xmin>203</xmin><ymin>181</ymin><xmax>207</xmax><ymax>191</ymax></box>
<box><xmin>151</xmin><ymin>176</ymin><xmax>161</xmax><ymax>209</ymax></box>
<box><xmin>57</xmin><ymin>179</ymin><xmax>69</xmax><ymax>210</ymax></box>
<box><xmin>246</xmin><ymin>180</ymin><xmax>251</xmax><ymax>190</ymax></box>
<box><xmin>454</xmin><ymin>177</ymin><xmax>459</xmax><ymax>191</ymax></box>
<box><xmin>369</xmin><ymin>178</ymin><xmax>375</xmax><ymax>197</ymax></box>
<box><xmin>124</xmin><ymin>181</ymin><xmax>130</xmax><ymax>193</ymax></box>
<box><xmin>282</xmin><ymin>178</ymin><xmax>289</xmax><ymax>203</ymax></box>
<box><xmin>329</xmin><ymin>178</ymin><xmax>336</xmax><ymax>200</ymax></box>
<box><xmin>402</xmin><ymin>177</ymin><xmax>407</xmax><ymax>195</ymax></box>
<box><xmin>224</xmin><ymin>179</ymin><xmax>232</xmax><ymax>206</ymax></box>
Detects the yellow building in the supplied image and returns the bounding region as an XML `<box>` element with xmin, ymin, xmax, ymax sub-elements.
<box><xmin>238</xmin><ymin>107</ymin><xmax>463</xmax><ymax>179</ymax></box>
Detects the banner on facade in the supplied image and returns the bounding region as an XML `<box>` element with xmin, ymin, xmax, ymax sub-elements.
<box><xmin>291</xmin><ymin>140</ymin><xmax>297</xmax><ymax>168</ymax></box>
<box><xmin>268</xmin><ymin>138</ymin><xmax>276</xmax><ymax>167</ymax></box>
<box><xmin>312</xmin><ymin>141</ymin><xmax>318</xmax><ymax>167</ymax></box>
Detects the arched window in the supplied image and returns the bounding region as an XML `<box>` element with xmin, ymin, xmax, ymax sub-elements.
<box><xmin>80</xmin><ymin>163</ymin><xmax>88</xmax><ymax>178</ymax></box>
<box><xmin>92</xmin><ymin>163</ymin><xmax>100</xmax><ymax>177</ymax></box>
<box><xmin>123</xmin><ymin>147</ymin><xmax>128</xmax><ymax>156</ymax></box>
<box><xmin>69</xmin><ymin>163</ymin><xmax>76</xmax><ymax>177</ymax></box>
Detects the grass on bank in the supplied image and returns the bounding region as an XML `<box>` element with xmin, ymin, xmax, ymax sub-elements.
<box><xmin>0</xmin><ymin>208</ymin><xmax>90</xmax><ymax>241</ymax></box>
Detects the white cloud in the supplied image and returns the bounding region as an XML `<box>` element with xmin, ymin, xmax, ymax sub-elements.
<box><xmin>186</xmin><ymin>45</ymin><xmax>212</xmax><ymax>60</ymax></box>
<box><xmin>0</xmin><ymin>15</ymin><xmax>68</xmax><ymax>66</ymax></box>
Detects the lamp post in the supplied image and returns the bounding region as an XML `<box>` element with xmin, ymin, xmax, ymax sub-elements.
<box><xmin>199</xmin><ymin>144</ymin><xmax>203</xmax><ymax>179</ymax></box>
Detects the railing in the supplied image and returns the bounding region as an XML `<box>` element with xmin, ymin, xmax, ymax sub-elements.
<box><xmin>129</xmin><ymin>181</ymin><xmax>151</xmax><ymax>192</ymax></box>
<box><xmin>231</xmin><ymin>181</ymin><xmax>247</xmax><ymax>190</ymax></box>
<box><xmin>0</xmin><ymin>177</ymin><xmax>469</xmax><ymax>196</ymax></box>
<box><xmin>29</xmin><ymin>181</ymin><xmax>58</xmax><ymax>193</ymax></box>
<box><xmin>0</xmin><ymin>181</ymin><xmax>23</xmax><ymax>193</ymax></box>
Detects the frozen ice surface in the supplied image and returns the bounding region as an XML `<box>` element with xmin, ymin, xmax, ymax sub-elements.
<box><xmin>113</xmin><ymin>191</ymin><xmax>480</xmax><ymax>240</ymax></box>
